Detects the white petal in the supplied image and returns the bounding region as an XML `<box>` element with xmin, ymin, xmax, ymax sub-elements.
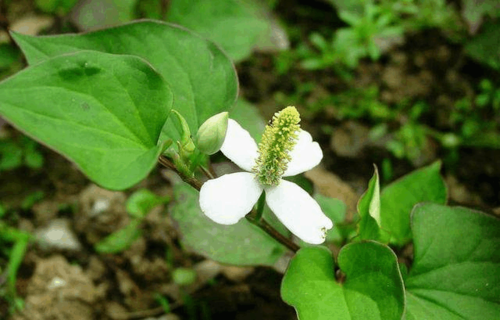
<box><xmin>199</xmin><ymin>172</ymin><xmax>263</xmax><ymax>225</ymax></box>
<box><xmin>284</xmin><ymin>130</ymin><xmax>323</xmax><ymax>176</ymax></box>
<box><xmin>265</xmin><ymin>180</ymin><xmax>333</xmax><ymax>244</ymax></box>
<box><xmin>220</xmin><ymin>119</ymin><xmax>259</xmax><ymax>172</ymax></box>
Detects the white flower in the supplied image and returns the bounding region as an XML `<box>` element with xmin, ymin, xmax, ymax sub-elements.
<box><xmin>199</xmin><ymin>119</ymin><xmax>333</xmax><ymax>244</ymax></box>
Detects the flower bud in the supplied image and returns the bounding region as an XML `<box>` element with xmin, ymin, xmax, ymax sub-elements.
<box><xmin>195</xmin><ymin>112</ymin><xmax>229</xmax><ymax>155</ymax></box>
<box><xmin>171</xmin><ymin>110</ymin><xmax>195</xmax><ymax>153</ymax></box>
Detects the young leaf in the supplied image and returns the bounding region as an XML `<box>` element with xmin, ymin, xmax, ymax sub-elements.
<box><xmin>11</xmin><ymin>20</ymin><xmax>238</xmax><ymax>142</ymax></box>
<box><xmin>171</xmin><ymin>182</ymin><xmax>286</xmax><ymax>266</ymax></box>
<box><xmin>0</xmin><ymin>51</ymin><xmax>172</xmax><ymax>190</ymax></box>
<box><xmin>405</xmin><ymin>203</ymin><xmax>500</xmax><ymax>319</ymax></box>
<box><xmin>380</xmin><ymin>161</ymin><xmax>447</xmax><ymax>245</ymax></box>
<box><xmin>357</xmin><ymin>166</ymin><xmax>381</xmax><ymax>241</ymax></box>
<box><xmin>282</xmin><ymin>242</ymin><xmax>405</xmax><ymax>320</ymax></box>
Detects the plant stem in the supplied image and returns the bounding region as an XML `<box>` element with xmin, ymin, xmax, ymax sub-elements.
<box><xmin>246</xmin><ymin>215</ymin><xmax>299</xmax><ymax>252</ymax></box>
<box><xmin>159</xmin><ymin>156</ymin><xmax>202</xmax><ymax>190</ymax></box>
<box><xmin>158</xmin><ymin>156</ymin><xmax>299</xmax><ymax>253</ymax></box>
<box><xmin>199</xmin><ymin>166</ymin><xmax>215</xmax><ymax>179</ymax></box>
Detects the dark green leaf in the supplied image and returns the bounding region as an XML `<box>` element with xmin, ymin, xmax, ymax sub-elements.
<box><xmin>405</xmin><ymin>203</ymin><xmax>500</xmax><ymax>319</ymax></box>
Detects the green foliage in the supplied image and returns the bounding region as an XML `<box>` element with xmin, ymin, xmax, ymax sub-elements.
<box><xmin>11</xmin><ymin>21</ymin><xmax>238</xmax><ymax>143</ymax></box>
<box><xmin>300</xmin><ymin>0</ymin><xmax>461</xmax><ymax>74</ymax></box>
<box><xmin>5</xmin><ymin>21</ymin><xmax>237</xmax><ymax>189</ymax></box>
<box><xmin>405</xmin><ymin>204</ymin><xmax>500</xmax><ymax>319</ymax></box>
<box><xmin>281</xmin><ymin>242</ymin><xmax>405</xmax><ymax>320</ymax></box>
<box><xmin>94</xmin><ymin>219</ymin><xmax>142</xmax><ymax>254</ymax></box>
<box><xmin>0</xmin><ymin>222</ymin><xmax>31</xmax><ymax>312</ymax></box>
<box><xmin>21</xmin><ymin>191</ymin><xmax>45</xmax><ymax>210</ymax></box>
<box><xmin>95</xmin><ymin>189</ymin><xmax>166</xmax><ymax>253</ymax></box>
<box><xmin>126</xmin><ymin>188</ymin><xmax>169</xmax><ymax>219</ymax></box>
<box><xmin>451</xmin><ymin>79</ymin><xmax>500</xmax><ymax>148</ymax></box>
<box><xmin>0</xmin><ymin>50</ymin><xmax>172</xmax><ymax>190</ymax></box>
<box><xmin>380</xmin><ymin>161</ymin><xmax>447</xmax><ymax>245</ymax></box>
<box><xmin>0</xmin><ymin>136</ymin><xmax>43</xmax><ymax>171</ymax></box>
<box><xmin>171</xmin><ymin>182</ymin><xmax>286</xmax><ymax>266</ymax></box>
<box><xmin>300</xmin><ymin>2</ymin><xmax>404</xmax><ymax>72</ymax></box>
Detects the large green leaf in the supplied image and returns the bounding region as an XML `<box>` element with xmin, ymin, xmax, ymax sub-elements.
<box><xmin>171</xmin><ymin>182</ymin><xmax>286</xmax><ymax>266</ymax></box>
<box><xmin>380</xmin><ymin>161</ymin><xmax>447</xmax><ymax>245</ymax></box>
<box><xmin>11</xmin><ymin>20</ymin><xmax>238</xmax><ymax>142</ymax></box>
<box><xmin>282</xmin><ymin>242</ymin><xmax>405</xmax><ymax>320</ymax></box>
<box><xmin>167</xmin><ymin>0</ymin><xmax>269</xmax><ymax>61</ymax></box>
<box><xmin>0</xmin><ymin>51</ymin><xmax>172</xmax><ymax>190</ymax></box>
<box><xmin>405</xmin><ymin>204</ymin><xmax>500</xmax><ymax>319</ymax></box>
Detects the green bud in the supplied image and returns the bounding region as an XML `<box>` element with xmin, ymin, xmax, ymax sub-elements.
<box><xmin>195</xmin><ymin>112</ymin><xmax>229</xmax><ymax>155</ymax></box>
<box><xmin>171</xmin><ymin>110</ymin><xmax>195</xmax><ymax>153</ymax></box>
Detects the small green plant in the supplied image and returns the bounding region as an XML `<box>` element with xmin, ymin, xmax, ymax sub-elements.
<box><xmin>450</xmin><ymin>79</ymin><xmax>500</xmax><ymax>148</ymax></box>
<box><xmin>94</xmin><ymin>189</ymin><xmax>169</xmax><ymax>254</ymax></box>
<box><xmin>0</xmin><ymin>207</ymin><xmax>32</xmax><ymax>314</ymax></box>
<box><xmin>300</xmin><ymin>2</ymin><xmax>404</xmax><ymax>73</ymax></box>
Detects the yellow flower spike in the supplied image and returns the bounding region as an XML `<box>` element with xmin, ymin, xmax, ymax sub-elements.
<box><xmin>253</xmin><ymin>106</ymin><xmax>301</xmax><ymax>186</ymax></box>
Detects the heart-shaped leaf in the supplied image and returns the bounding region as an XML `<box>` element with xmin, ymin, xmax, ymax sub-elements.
<box><xmin>0</xmin><ymin>50</ymin><xmax>172</xmax><ymax>190</ymax></box>
<box><xmin>380</xmin><ymin>161</ymin><xmax>447</xmax><ymax>245</ymax></box>
<box><xmin>11</xmin><ymin>20</ymin><xmax>238</xmax><ymax>142</ymax></box>
<box><xmin>405</xmin><ymin>203</ymin><xmax>500</xmax><ymax>319</ymax></box>
<box><xmin>282</xmin><ymin>242</ymin><xmax>405</xmax><ymax>320</ymax></box>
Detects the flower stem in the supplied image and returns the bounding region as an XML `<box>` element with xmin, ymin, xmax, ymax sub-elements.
<box><xmin>199</xmin><ymin>166</ymin><xmax>215</xmax><ymax>179</ymax></box>
<box><xmin>246</xmin><ymin>215</ymin><xmax>299</xmax><ymax>253</ymax></box>
<box><xmin>158</xmin><ymin>156</ymin><xmax>299</xmax><ymax>253</ymax></box>
<box><xmin>159</xmin><ymin>156</ymin><xmax>202</xmax><ymax>190</ymax></box>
